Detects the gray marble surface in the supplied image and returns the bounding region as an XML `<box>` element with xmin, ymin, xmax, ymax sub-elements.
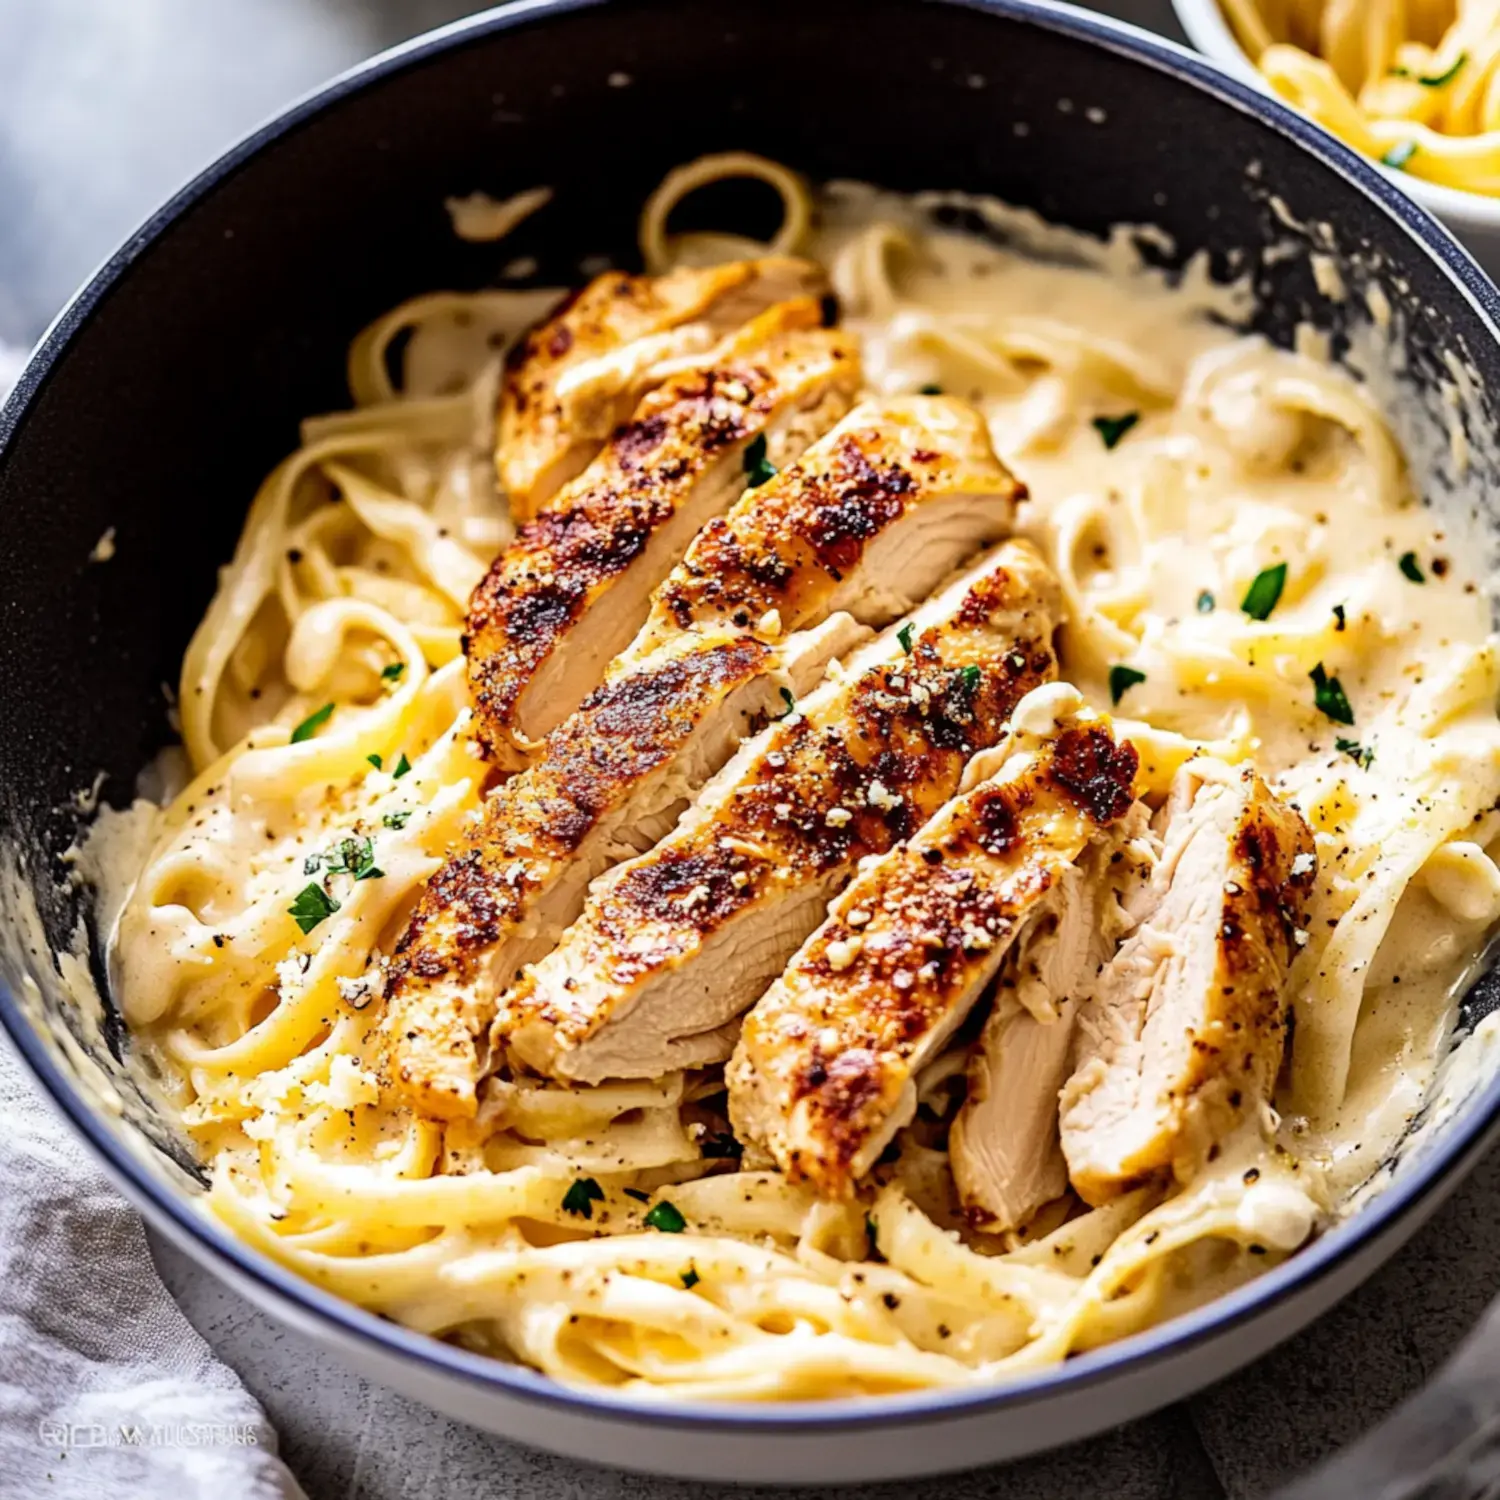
<box><xmin>6</xmin><ymin>0</ymin><xmax>1500</xmax><ymax>1494</ymax></box>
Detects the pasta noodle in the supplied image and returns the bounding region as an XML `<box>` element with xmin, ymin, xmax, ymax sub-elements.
<box><xmin>106</xmin><ymin>157</ymin><xmax>1500</xmax><ymax>1399</ymax></box>
<box><xmin>638</xmin><ymin>151</ymin><xmax>814</xmax><ymax>272</ymax></box>
<box><xmin>1221</xmin><ymin>0</ymin><xmax>1500</xmax><ymax>194</ymax></box>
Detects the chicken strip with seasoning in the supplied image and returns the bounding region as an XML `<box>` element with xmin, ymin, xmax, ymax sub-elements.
<box><xmin>496</xmin><ymin>539</ymin><xmax>1063</xmax><ymax>1085</ymax></box>
<box><xmin>948</xmin><ymin>797</ymin><xmax>1155</xmax><ymax>1232</ymax></box>
<box><xmin>728</xmin><ymin>686</ymin><xmax>1141</xmax><ymax>1200</ymax></box>
<box><xmin>382</xmin><ymin>398</ymin><xmax>1021</xmax><ymax>1118</ymax></box>
<box><xmin>1059</xmin><ymin>760</ymin><xmax>1315</xmax><ymax>1203</ymax></box>
<box><xmin>467</xmin><ymin>298</ymin><xmax>860</xmax><ymax>766</ymax></box>
<box><xmin>498</xmin><ymin>257</ymin><xmax>829</xmax><ymax>518</ymax></box>
<box><xmin>622</xmin><ymin>395</ymin><xmax>1022</xmax><ymax>660</ymax></box>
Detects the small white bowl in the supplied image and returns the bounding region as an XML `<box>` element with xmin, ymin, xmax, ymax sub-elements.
<box><xmin>1173</xmin><ymin>0</ymin><xmax>1500</xmax><ymax>278</ymax></box>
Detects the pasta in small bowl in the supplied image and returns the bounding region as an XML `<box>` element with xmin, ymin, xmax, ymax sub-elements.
<box><xmin>1175</xmin><ymin>0</ymin><xmax>1500</xmax><ymax>275</ymax></box>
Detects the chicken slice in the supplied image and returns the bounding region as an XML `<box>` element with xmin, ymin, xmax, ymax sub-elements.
<box><xmin>948</xmin><ymin>804</ymin><xmax>1154</xmax><ymax>1232</ymax></box>
<box><xmin>381</xmin><ymin>399</ymin><xmax>1019</xmax><ymax>1118</ymax></box>
<box><xmin>624</xmin><ymin>394</ymin><xmax>1023</xmax><ymax>660</ymax></box>
<box><xmin>729</xmin><ymin>686</ymin><xmax>1142</xmax><ymax>1199</ymax></box>
<box><xmin>498</xmin><ymin>257</ymin><xmax>830</xmax><ymax>519</ymax></box>
<box><xmin>380</xmin><ymin>614</ymin><xmax>862</xmax><ymax>1119</ymax></box>
<box><xmin>467</xmin><ymin>299</ymin><xmax>861</xmax><ymax>766</ymax></box>
<box><xmin>1059</xmin><ymin>761</ymin><xmax>1316</xmax><ymax>1203</ymax></box>
<box><xmin>497</xmin><ymin>539</ymin><xmax>1064</xmax><ymax>1085</ymax></box>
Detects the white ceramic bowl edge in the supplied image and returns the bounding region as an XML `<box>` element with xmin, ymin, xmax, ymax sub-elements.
<box><xmin>1171</xmin><ymin>0</ymin><xmax>1500</xmax><ymax>279</ymax></box>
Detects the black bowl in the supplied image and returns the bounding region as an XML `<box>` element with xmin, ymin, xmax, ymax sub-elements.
<box><xmin>5</xmin><ymin>0</ymin><xmax>1500</xmax><ymax>1482</ymax></box>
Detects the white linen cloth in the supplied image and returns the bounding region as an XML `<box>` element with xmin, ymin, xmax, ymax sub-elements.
<box><xmin>0</xmin><ymin>1039</ymin><xmax>306</xmax><ymax>1498</ymax></box>
<box><xmin>0</xmin><ymin>342</ymin><xmax>26</xmax><ymax>396</ymax></box>
<box><xmin>0</xmin><ymin>345</ymin><xmax>304</xmax><ymax>1497</ymax></box>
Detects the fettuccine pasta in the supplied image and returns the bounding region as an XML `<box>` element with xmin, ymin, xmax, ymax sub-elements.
<box><xmin>106</xmin><ymin>158</ymin><xmax>1500</xmax><ymax>1399</ymax></box>
<box><xmin>1221</xmin><ymin>0</ymin><xmax>1500</xmax><ymax>194</ymax></box>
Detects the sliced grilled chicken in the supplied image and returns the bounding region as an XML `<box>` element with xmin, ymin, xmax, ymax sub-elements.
<box><xmin>497</xmin><ymin>539</ymin><xmax>1064</xmax><ymax>1085</ymax></box>
<box><xmin>1059</xmin><ymin>761</ymin><xmax>1315</xmax><ymax>1203</ymax></box>
<box><xmin>729</xmin><ymin>687</ymin><xmax>1141</xmax><ymax>1199</ymax></box>
<box><xmin>467</xmin><ymin>299</ymin><xmax>861</xmax><ymax>765</ymax></box>
<box><xmin>948</xmin><ymin>805</ymin><xmax>1154</xmax><ymax>1231</ymax></box>
<box><xmin>382</xmin><ymin>400</ymin><xmax>1019</xmax><ymax>1118</ymax></box>
<box><xmin>624</xmin><ymin>395</ymin><xmax>1022</xmax><ymax>660</ymax></box>
<box><xmin>381</xmin><ymin>614</ymin><xmax>863</xmax><ymax>1119</ymax></box>
<box><xmin>498</xmin><ymin>257</ymin><xmax>829</xmax><ymax>519</ymax></box>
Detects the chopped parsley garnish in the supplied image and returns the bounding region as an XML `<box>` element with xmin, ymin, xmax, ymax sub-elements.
<box><xmin>1092</xmin><ymin>411</ymin><xmax>1140</xmax><ymax>450</ymax></box>
<box><xmin>324</xmin><ymin>836</ymin><xmax>383</xmax><ymax>882</ymax></box>
<box><xmin>918</xmin><ymin>383</ymin><xmax>944</xmax><ymax>395</ymax></box>
<box><xmin>1336</xmin><ymin>737</ymin><xmax>1375</xmax><ymax>770</ymax></box>
<box><xmin>290</xmin><ymin>703</ymin><xmax>333</xmax><ymax>744</ymax></box>
<box><xmin>644</xmin><ymin>1200</ymin><xmax>687</xmax><ymax>1233</ymax></box>
<box><xmin>366</xmin><ymin>753</ymin><xmax>383</xmax><ymax>770</ymax></box>
<box><xmin>1196</xmin><ymin>590</ymin><xmax>1215</xmax><ymax>614</ymax></box>
<box><xmin>561</xmin><ymin>1177</ymin><xmax>605</xmax><ymax>1219</ymax></box>
<box><xmin>288</xmin><ymin>883</ymin><xmax>340</xmax><ymax>935</ymax></box>
<box><xmin>866</xmin><ymin>1214</ymin><xmax>878</xmax><ymax>1246</ymax></box>
<box><xmin>1332</xmin><ymin>603</ymin><xmax>1347</xmax><ymax>631</ymax></box>
<box><xmin>1240</xmin><ymin>562</ymin><xmax>1287</xmax><ymax>621</ymax></box>
<box><xmin>303</xmin><ymin>854</ymin><xmax>323</xmax><ymax>875</ymax></box>
<box><xmin>897</xmin><ymin>623</ymin><xmax>915</xmax><ymax>654</ymax></box>
<box><xmin>1399</xmin><ymin>551</ymin><xmax>1426</xmax><ymax>583</ymax></box>
<box><xmin>1430</xmin><ymin>54</ymin><xmax>1469</xmax><ymax>85</ymax></box>
<box><xmin>1310</xmin><ymin>662</ymin><xmax>1355</xmax><ymax>725</ymax></box>
<box><xmin>1394</xmin><ymin>53</ymin><xmax>1467</xmax><ymax>86</ymax></box>
<box><xmin>1108</xmin><ymin>664</ymin><xmax>1146</xmax><ymax>705</ymax></box>
<box><xmin>382</xmin><ymin>810</ymin><xmax>412</xmax><ymax>830</ymax></box>
<box><xmin>1427</xmin><ymin>53</ymin><xmax>1469</xmax><ymax>86</ymax></box>
<box><xmin>775</xmin><ymin>687</ymin><xmax>797</xmax><ymax>720</ymax></box>
<box><xmin>380</xmin><ymin>662</ymin><xmax>406</xmax><ymax>684</ymax></box>
<box><xmin>623</xmin><ymin>1187</ymin><xmax>652</xmax><ymax>1203</ymax></box>
<box><xmin>958</xmin><ymin>664</ymin><xmax>981</xmax><ymax>694</ymax></box>
<box><xmin>321</xmin><ymin>838</ymin><xmax>360</xmax><ymax>874</ymax></box>
<box><xmin>742</xmin><ymin>434</ymin><xmax>777</xmax><ymax>488</ymax></box>
<box><xmin>1383</xmin><ymin>140</ymin><xmax>1418</xmax><ymax>170</ymax></box>
<box><xmin>392</xmin><ymin>753</ymin><xmax>412</xmax><ymax>779</ymax></box>
<box><xmin>681</xmin><ymin>1266</ymin><xmax>700</xmax><ymax>1289</ymax></box>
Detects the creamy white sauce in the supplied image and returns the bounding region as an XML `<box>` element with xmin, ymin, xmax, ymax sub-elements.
<box><xmin>808</xmin><ymin>182</ymin><xmax>1500</xmax><ymax>1203</ymax></box>
<box><xmin>23</xmin><ymin>175</ymin><xmax>1500</xmax><ymax>1398</ymax></box>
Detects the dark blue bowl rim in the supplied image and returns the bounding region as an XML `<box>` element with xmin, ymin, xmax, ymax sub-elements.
<box><xmin>4</xmin><ymin>0</ymin><xmax>1500</xmax><ymax>1438</ymax></box>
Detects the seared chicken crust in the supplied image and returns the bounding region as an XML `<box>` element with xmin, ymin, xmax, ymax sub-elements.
<box><xmin>468</xmin><ymin>299</ymin><xmax>860</xmax><ymax>766</ymax></box>
<box><xmin>1060</xmin><ymin>762</ymin><xmax>1315</xmax><ymax>1202</ymax></box>
<box><xmin>730</xmin><ymin>692</ymin><xmax>1140</xmax><ymax>1198</ymax></box>
<box><xmin>497</xmin><ymin>540</ymin><xmax>1063</xmax><ymax>1084</ymax></box>
<box><xmin>626</xmin><ymin>395</ymin><xmax>1023</xmax><ymax>659</ymax></box>
<box><xmin>382</xmin><ymin>397</ymin><xmax>1018</xmax><ymax>1117</ymax></box>
<box><xmin>381</xmin><ymin>621</ymin><xmax>861</xmax><ymax>1118</ymax></box>
<box><xmin>498</xmin><ymin>257</ymin><xmax>829</xmax><ymax>518</ymax></box>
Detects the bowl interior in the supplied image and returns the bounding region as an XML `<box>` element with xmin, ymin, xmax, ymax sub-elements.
<box><xmin>4</xmin><ymin>0</ymin><xmax>1500</xmax><ymax>1421</ymax></box>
